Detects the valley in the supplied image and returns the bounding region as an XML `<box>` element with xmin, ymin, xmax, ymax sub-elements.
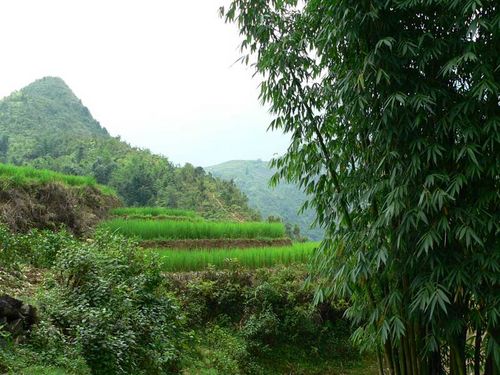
<box><xmin>0</xmin><ymin>80</ymin><xmax>373</xmax><ymax>374</ymax></box>
<box><xmin>1</xmin><ymin>1</ymin><xmax>497</xmax><ymax>371</ymax></box>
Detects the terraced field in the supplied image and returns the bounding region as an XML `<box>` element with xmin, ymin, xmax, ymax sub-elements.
<box><xmin>110</xmin><ymin>206</ymin><xmax>199</xmax><ymax>218</ymax></box>
<box><xmin>154</xmin><ymin>242</ymin><xmax>318</xmax><ymax>272</ymax></box>
<box><xmin>101</xmin><ymin>218</ymin><xmax>285</xmax><ymax>240</ymax></box>
<box><xmin>101</xmin><ymin>207</ymin><xmax>315</xmax><ymax>271</ymax></box>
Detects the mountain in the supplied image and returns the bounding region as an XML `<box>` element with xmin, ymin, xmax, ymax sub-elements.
<box><xmin>0</xmin><ymin>77</ymin><xmax>259</xmax><ymax>221</ymax></box>
<box><xmin>0</xmin><ymin>77</ymin><xmax>108</xmax><ymax>162</ymax></box>
<box><xmin>206</xmin><ymin>160</ymin><xmax>324</xmax><ymax>240</ymax></box>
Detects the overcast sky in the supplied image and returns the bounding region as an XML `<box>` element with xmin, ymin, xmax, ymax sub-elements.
<box><xmin>0</xmin><ymin>0</ymin><xmax>289</xmax><ymax>167</ymax></box>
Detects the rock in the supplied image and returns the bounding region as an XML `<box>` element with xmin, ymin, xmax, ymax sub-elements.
<box><xmin>0</xmin><ymin>294</ymin><xmax>37</xmax><ymax>342</ymax></box>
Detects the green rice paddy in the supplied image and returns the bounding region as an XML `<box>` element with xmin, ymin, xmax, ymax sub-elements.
<box><xmin>105</xmin><ymin>206</ymin><xmax>313</xmax><ymax>272</ymax></box>
<box><xmin>153</xmin><ymin>242</ymin><xmax>318</xmax><ymax>272</ymax></box>
<box><xmin>110</xmin><ymin>207</ymin><xmax>198</xmax><ymax>218</ymax></box>
<box><xmin>0</xmin><ymin>163</ymin><xmax>115</xmax><ymax>195</ymax></box>
<box><xmin>101</xmin><ymin>219</ymin><xmax>286</xmax><ymax>240</ymax></box>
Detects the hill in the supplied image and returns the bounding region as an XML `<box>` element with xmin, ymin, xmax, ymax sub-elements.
<box><xmin>206</xmin><ymin>160</ymin><xmax>324</xmax><ymax>240</ymax></box>
<box><xmin>0</xmin><ymin>77</ymin><xmax>107</xmax><ymax>163</ymax></box>
<box><xmin>0</xmin><ymin>77</ymin><xmax>259</xmax><ymax>221</ymax></box>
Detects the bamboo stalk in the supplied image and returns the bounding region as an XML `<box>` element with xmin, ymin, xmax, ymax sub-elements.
<box><xmin>474</xmin><ymin>326</ymin><xmax>482</xmax><ymax>375</ymax></box>
<box><xmin>377</xmin><ymin>348</ymin><xmax>386</xmax><ymax>375</ymax></box>
<box><xmin>384</xmin><ymin>339</ymin><xmax>396</xmax><ymax>375</ymax></box>
<box><xmin>398</xmin><ymin>341</ymin><xmax>407</xmax><ymax>375</ymax></box>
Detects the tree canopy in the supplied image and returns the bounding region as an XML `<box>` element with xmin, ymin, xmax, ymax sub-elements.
<box><xmin>222</xmin><ymin>1</ymin><xmax>499</xmax><ymax>374</ymax></box>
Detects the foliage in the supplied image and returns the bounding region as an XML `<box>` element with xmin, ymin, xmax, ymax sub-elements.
<box><xmin>267</xmin><ymin>214</ymin><xmax>307</xmax><ymax>241</ymax></box>
<box><xmin>33</xmin><ymin>230</ymin><xmax>187</xmax><ymax>375</ymax></box>
<box><xmin>182</xmin><ymin>325</ymin><xmax>252</xmax><ymax>375</ymax></box>
<box><xmin>0</xmin><ymin>226</ymin><xmax>75</xmax><ymax>269</ymax></box>
<box><xmin>101</xmin><ymin>218</ymin><xmax>285</xmax><ymax>240</ymax></box>
<box><xmin>207</xmin><ymin>160</ymin><xmax>324</xmax><ymax>240</ymax></box>
<box><xmin>0</xmin><ymin>77</ymin><xmax>260</xmax><ymax>221</ymax></box>
<box><xmin>222</xmin><ymin>1</ymin><xmax>499</xmax><ymax>374</ymax></box>
<box><xmin>0</xmin><ymin>321</ymin><xmax>91</xmax><ymax>375</ymax></box>
<box><xmin>168</xmin><ymin>264</ymin><xmax>357</xmax><ymax>374</ymax></box>
<box><xmin>0</xmin><ymin>229</ymin><xmax>188</xmax><ymax>374</ymax></box>
<box><xmin>154</xmin><ymin>242</ymin><xmax>318</xmax><ymax>272</ymax></box>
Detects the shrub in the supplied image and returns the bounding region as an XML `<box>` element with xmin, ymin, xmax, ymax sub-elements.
<box><xmin>36</xmin><ymin>230</ymin><xmax>187</xmax><ymax>374</ymax></box>
<box><xmin>167</xmin><ymin>264</ymin><xmax>356</xmax><ymax>364</ymax></box>
<box><xmin>0</xmin><ymin>320</ymin><xmax>91</xmax><ymax>375</ymax></box>
<box><xmin>0</xmin><ymin>225</ymin><xmax>74</xmax><ymax>269</ymax></box>
<box><xmin>183</xmin><ymin>325</ymin><xmax>252</xmax><ymax>375</ymax></box>
<box><xmin>176</xmin><ymin>264</ymin><xmax>252</xmax><ymax>325</ymax></box>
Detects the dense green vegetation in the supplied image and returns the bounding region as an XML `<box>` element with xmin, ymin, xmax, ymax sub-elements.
<box><xmin>154</xmin><ymin>242</ymin><xmax>317</xmax><ymax>272</ymax></box>
<box><xmin>0</xmin><ymin>162</ymin><xmax>115</xmax><ymax>195</ymax></box>
<box><xmin>0</xmin><ymin>229</ymin><xmax>187</xmax><ymax>374</ymax></box>
<box><xmin>101</xmin><ymin>218</ymin><xmax>285</xmax><ymax>240</ymax></box>
<box><xmin>1</xmin><ymin>1</ymin><xmax>496</xmax><ymax>373</ymax></box>
<box><xmin>0</xmin><ymin>77</ymin><xmax>259</xmax><ymax>221</ymax></box>
<box><xmin>224</xmin><ymin>1</ymin><xmax>499</xmax><ymax>374</ymax></box>
<box><xmin>167</xmin><ymin>263</ymin><xmax>359</xmax><ymax>374</ymax></box>
<box><xmin>207</xmin><ymin>160</ymin><xmax>324</xmax><ymax>240</ymax></box>
<box><xmin>0</xmin><ymin>228</ymin><xmax>364</xmax><ymax>374</ymax></box>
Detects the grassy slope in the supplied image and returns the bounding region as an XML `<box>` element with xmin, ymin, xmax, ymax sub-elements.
<box><xmin>206</xmin><ymin>160</ymin><xmax>324</xmax><ymax>241</ymax></box>
<box><xmin>0</xmin><ymin>163</ymin><xmax>115</xmax><ymax>196</ymax></box>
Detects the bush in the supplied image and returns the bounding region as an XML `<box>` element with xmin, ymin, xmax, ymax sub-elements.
<box><xmin>35</xmin><ymin>230</ymin><xmax>187</xmax><ymax>374</ymax></box>
<box><xmin>183</xmin><ymin>325</ymin><xmax>252</xmax><ymax>375</ymax></box>
<box><xmin>0</xmin><ymin>321</ymin><xmax>90</xmax><ymax>375</ymax></box>
<box><xmin>0</xmin><ymin>225</ymin><xmax>74</xmax><ymax>269</ymax></box>
<box><xmin>173</xmin><ymin>264</ymin><xmax>252</xmax><ymax>325</ymax></box>
<box><xmin>167</xmin><ymin>263</ymin><xmax>357</xmax><ymax>370</ymax></box>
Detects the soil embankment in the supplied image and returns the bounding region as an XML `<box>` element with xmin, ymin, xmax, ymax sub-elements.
<box><xmin>0</xmin><ymin>182</ymin><xmax>120</xmax><ymax>236</ymax></box>
<box><xmin>140</xmin><ymin>237</ymin><xmax>293</xmax><ymax>249</ymax></box>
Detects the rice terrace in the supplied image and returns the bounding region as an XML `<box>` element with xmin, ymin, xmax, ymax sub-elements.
<box><xmin>100</xmin><ymin>206</ymin><xmax>314</xmax><ymax>271</ymax></box>
<box><xmin>0</xmin><ymin>1</ymin><xmax>498</xmax><ymax>375</ymax></box>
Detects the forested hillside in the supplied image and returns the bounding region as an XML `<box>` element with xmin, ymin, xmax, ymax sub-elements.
<box><xmin>207</xmin><ymin>160</ymin><xmax>324</xmax><ymax>240</ymax></box>
<box><xmin>0</xmin><ymin>77</ymin><xmax>259</xmax><ymax>221</ymax></box>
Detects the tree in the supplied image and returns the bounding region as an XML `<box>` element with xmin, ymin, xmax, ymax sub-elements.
<box><xmin>222</xmin><ymin>1</ymin><xmax>499</xmax><ymax>374</ymax></box>
<box><xmin>0</xmin><ymin>134</ymin><xmax>8</xmax><ymax>162</ymax></box>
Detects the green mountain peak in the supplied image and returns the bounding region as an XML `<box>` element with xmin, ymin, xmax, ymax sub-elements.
<box><xmin>0</xmin><ymin>76</ymin><xmax>108</xmax><ymax>140</ymax></box>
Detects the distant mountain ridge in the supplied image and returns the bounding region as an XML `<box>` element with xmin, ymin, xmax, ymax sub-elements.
<box><xmin>206</xmin><ymin>160</ymin><xmax>324</xmax><ymax>240</ymax></box>
<box><xmin>0</xmin><ymin>77</ymin><xmax>259</xmax><ymax>221</ymax></box>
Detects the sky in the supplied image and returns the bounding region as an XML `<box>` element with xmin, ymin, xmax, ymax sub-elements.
<box><xmin>0</xmin><ymin>0</ymin><xmax>290</xmax><ymax>167</ymax></box>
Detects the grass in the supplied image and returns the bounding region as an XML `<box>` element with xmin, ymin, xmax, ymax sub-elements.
<box><xmin>153</xmin><ymin>242</ymin><xmax>318</xmax><ymax>271</ymax></box>
<box><xmin>0</xmin><ymin>162</ymin><xmax>115</xmax><ymax>196</ymax></box>
<box><xmin>101</xmin><ymin>219</ymin><xmax>286</xmax><ymax>240</ymax></box>
<box><xmin>110</xmin><ymin>206</ymin><xmax>198</xmax><ymax>218</ymax></box>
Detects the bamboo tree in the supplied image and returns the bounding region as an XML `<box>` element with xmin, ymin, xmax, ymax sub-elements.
<box><xmin>222</xmin><ymin>1</ymin><xmax>499</xmax><ymax>374</ymax></box>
